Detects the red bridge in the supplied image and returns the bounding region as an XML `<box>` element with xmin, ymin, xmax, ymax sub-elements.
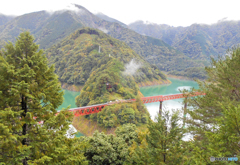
<box><xmin>64</xmin><ymin>92</ymin><xmax>205</xmax><ymax>117</ymax></box>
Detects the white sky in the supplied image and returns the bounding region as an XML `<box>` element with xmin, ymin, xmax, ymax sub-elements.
<box><xmin>0</xmin><ymin>0</ymin><xmax>239</xmax><ymax>27</ymax></box>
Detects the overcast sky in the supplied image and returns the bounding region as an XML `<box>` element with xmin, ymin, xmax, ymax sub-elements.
<box><xmin>0</xmin><ymin>0</ymin><xmax>239</xmax><ymax>27</ymax></box>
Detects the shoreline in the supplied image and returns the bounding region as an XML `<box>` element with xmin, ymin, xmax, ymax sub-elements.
<box><xmin>69</xmin><ymin>76</ymin><xmax>196</xmax><ymax>137</ymax></box>
<box><xmin>61</xmin><ymin>76</ymin><xmax>201</xmax><ymax>92</ymax></box>
<box><xmin>165</xmin><ymin>73</ymin><xmax>205</xmax><ymax>82</ymax></box>
<box><xmin>166</xmin><ymin>75</ymin><xmax>195</xmax><ymax>81</ymax></box>
<box><xmin>62</xmin><ymin>79</ymin><xmax>172</xmax><ymax>92</ymax></box>
<box><xmin>138</xmin><ymin>79</ymin><xmax>171</xmax><ymax>88</ymax></box>
<box><xmin>163</xmin><ymin>71</ymin><xmax>195</xmax><ymax>81</ymax></box>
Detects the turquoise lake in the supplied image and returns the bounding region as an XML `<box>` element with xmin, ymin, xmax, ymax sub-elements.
<box><xmin>59</xmin><ymin>77</ymin><xmax>199</xmax><ymax>136</ymax></box>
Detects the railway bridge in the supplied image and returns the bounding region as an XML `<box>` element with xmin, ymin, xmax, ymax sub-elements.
<box><xmin>65</xmin><ymin>92</ymin><xmax>205</xmax><ymax>117</ymax></box>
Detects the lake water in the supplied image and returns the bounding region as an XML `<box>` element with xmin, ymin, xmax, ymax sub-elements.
<box><xmin>140</xmin><ymin>78</ymin><xmax>199</xmax><ymax>120</ymax></box>
<box><xmin>58</xmin><ymin>90</ymin><xmax>80</xmax><ymax>111</ymax></box>
<box><xmin>59</xmin><ymin>77</ymin><xmax>199</xmax><ymax>137</ymax></box>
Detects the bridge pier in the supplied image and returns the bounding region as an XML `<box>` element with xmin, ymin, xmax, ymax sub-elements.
<box><xmin>183</xmin><ymin>101</ymin><xmax>187</xmax><ymax>127</ymax></box>
<box><xmin>159</xmin><ymin>101</ymin><xmax>163</xmax><ymax>115</ymax></box>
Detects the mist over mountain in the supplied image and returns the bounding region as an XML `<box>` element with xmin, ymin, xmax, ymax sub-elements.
<box><xmin>0</xmin><ymin>4</ymin><xmax>193</xmax><ymax>77</ymax></box>
<box><xmin>2</xmin><ymin>4</ymin><xmax>236</xmax><ymax>79</ymax></box>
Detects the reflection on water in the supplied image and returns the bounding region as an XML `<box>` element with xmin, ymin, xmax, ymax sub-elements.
<box><xmin>59</xmin><ymin>78</ymin><xmax>199</xmax><ymax>121</ymax></box>
<box><xmin>140</xmin><ymin>78</ymin><xmax>199</xmax><ymax>120</ymax></box>
<box><xmin>140</xmin><ymin>78</ymin><xmax>199</xmax><ymax>141</ymax></box>
<box><xmin>176</xmin><ymin>86</ymin><xmax>193</xmax><ymax>92</ymax></box>
<box><xmin>144</xmin><ymin>99</ymin><xmax>183</xmax><ymax>120</ymax></box>
<box><xmin>59</xmin><ymin>77</ymin><xmax>199</xmax><ymax>138</ymax></box>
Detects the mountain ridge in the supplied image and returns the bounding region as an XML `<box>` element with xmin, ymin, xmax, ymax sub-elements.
<box><xmin>0</xmin><ymin>14</ymin><xmax>15</xmax><ymax>26</ymax></box>
<box><xmin>129</xmin><ymin>20</ymin><xmax>240</xmax><ymax>59</ymax></box>
<box><xmin>0</xmin><ymin>4</ymin><xmax>210</xmax><ymax>79</ymax></box>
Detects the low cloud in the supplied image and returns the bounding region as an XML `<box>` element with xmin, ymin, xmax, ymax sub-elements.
<box><xmin>97</xmin><ymin>27</ymin><xmax>108</xmax><ymax>33</ymax></box>
<box><xmin>46</xmin><ymin>4</ymin><xmax>85</xmax><ymax>16</ymax></box>
<box><xmin>144</xmin><ymin>20</ymin><xmax>155</xmax><ymax>25</ymax></box>
<box><xmin>123</xmin><ymin>59</ymin><xmax>142</xmax><ymax>76</ymax></box>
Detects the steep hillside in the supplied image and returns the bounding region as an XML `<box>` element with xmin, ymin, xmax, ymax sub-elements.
<box><xmin>129</xmin><ymin>20</ymin><xmax>240</xmax><ymax>63</ymax></box>
<box><xmin>0</xmin><ymin>14</ymin><xmax>15</xmax><ymax>26</ymax></box>
<box><xmin>129</xmin><ymin>20</ymin><xmax>240</xmax><ymax>79</ymax></box>
<box><xmin>0</xmin><ymin>11</ymin><xmax>50</xmax><ymax>45</ymax></box>
<box><xmin>204</xmin><ymin>21</ymin><xmax>240</xmax><ymax>54</ymax></box>
<box><xmin>74</xmin><ymin>57</ymin><xmax>150</xmax><ymax>128</ymax></box>
<box><xmin>46</xmin><ymin>27</ymin><xmax>170</xmax><ymax>91</ymax></box>
<box><xmin>0</xmin><ymin>11</ymin><xmax>85</xmax><ymax>49</ymax></box>
<box><xmin>46</xmin><ymin>27</ymin><xmax>155</xmax><ymax>130</ymax></box>
<box><xmin>95</xmin><ymin>12</ymin><xmax>128</xmax><ymax>28</ymax></box>
<box><xmin>0</xmin><ymin>4</ymin><xmax>187</xmax><ymax>79</ymax></box>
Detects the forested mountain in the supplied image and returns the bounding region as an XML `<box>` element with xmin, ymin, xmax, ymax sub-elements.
<box><xmin>46</xmin><ymin>27</ymin><xmax>156</xmax><ymax>128</ymax></box>
<box><xmin>0</xmin><ymin>4</ymin><xmax>195</xmax><ymax>79</ymax></box>
<box><xmin>129</xmin><ymin>20</ymin><xmax>240</xmax><ymax>65</ymax></box>
<box><xmin>0</xmin><ymin>14</ymin><xmax>15</xmax><ymax>26</ymax></box>
<box><xmin>0</xmin><ymin>10</ymin><xmax>84</xmax><ymax>49</ymax></box>
<box><xmin>94</xmin><ymin>12</ymin><xmax>128</xmax><ymax>28</ymax></box>
<box><xmin>4</xmin><ymin>4</ymin><xmax>236</xmax><ymax>79</ymax></box>
<box><xmin>46</xmin><ymin>27</ymin><xmax>169</xmax><ymax>90</ymax></box>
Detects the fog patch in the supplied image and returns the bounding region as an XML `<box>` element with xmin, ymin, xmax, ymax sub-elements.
<box><xmin>144</xmin><ymin>20</ymin><xmax>156</xmax><ymax>25</ymax></box>
<box><xmin>123</xmin><ymin>59</ymin><xmax>142</xmax><ymax>76</ymax></box>
<box><xmin>97</xmin><ymin>27</ymin><xmax>109</xmax><ymax>33</ymax></box>
<box><xmin>46</xmin><ymin>3</ymin><xmax>85</xmax><ymax>16</ymax></box>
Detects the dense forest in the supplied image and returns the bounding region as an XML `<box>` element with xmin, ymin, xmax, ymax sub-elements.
<box><xmin>46</xmin><ymin>27</ymin><xmax>169</xmax><ymax>89</ymax></box>
<box><xmin>45</xmin><ymin>27</ymin><xmax>166</xmax><ymax>129</ymax></box>
<box><xmin>1</xmin><ymin>31</ymin><xmax>240</xmax><ymax>164</ymax></box>
<box><xmin>129</xmin><ymin>20</ymin><xmax>240</xmax><ymax>79</ymax></box>
<box><xmin>74</xmin><ymin>45</ymin><xmax>240</xmax><ymax>164</ymax></box>
<box><xmin>1</xmin><ymin>4</ymin><xmax>240</xmax><ymax>164</ymax></box>
<box><xmin>74</xmin><ymin>56</ymin><xmax>150</xmax><ymax>128</ymax></box>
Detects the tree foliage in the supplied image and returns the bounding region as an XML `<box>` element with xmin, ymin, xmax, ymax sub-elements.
<box><xmin>75</xmin><ymin>58</ymin><xmax>138</xmax><ymax>106</ymax></box>
<box><xmin>183</xmin><ymin>47</ymin><xmax>240</xmax><ymax>163</ymax></box>
<box><xmin>95</xmin><ymin>101</ymin><xmax>150</xmax><ymax>128</ymax></box>
<box><xmin>0</xmin><ymin>32</ymin><xmax>87</xmax><ymax>164</ymax></box>
<box><xmin>127</xmin><ymin>110</ymin><xmax>185</xmax><ymax>164</ymax></box>
<box><xmin>78</xmin><ymin>123</ymin><xmax>140</xmax><ymax>165</ymax></box>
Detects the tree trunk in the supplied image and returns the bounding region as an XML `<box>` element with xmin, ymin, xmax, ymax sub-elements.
<box><xmin>21</xmin><ymin>96</ymin><xmax>28</xmax><ymax>165</ymax></box>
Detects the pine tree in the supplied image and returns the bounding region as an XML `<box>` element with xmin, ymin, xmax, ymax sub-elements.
<box><xmin>0</xmin><ymin>32</ymin><xmax>87</xmax><ymax>164</ymax></box>
<box><xmin>128</xmin><ymin>110</ymin><xmax>185</xmax><ymax>164</ymax></box>
<box><xmin>184</xmin><ymin>47</ymin><xmax>240</xmax><ymax>163</ymax></box>
<box><xmin>187</xmin><ymin>47</ymin><xmax>240</xmax><ymax>135</ymax></box>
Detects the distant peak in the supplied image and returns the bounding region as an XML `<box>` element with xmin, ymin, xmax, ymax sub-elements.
<box><xmin>45</xmin><ymin>3</ymin><xmax>90</xmax><ymax>15</ymax></box>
